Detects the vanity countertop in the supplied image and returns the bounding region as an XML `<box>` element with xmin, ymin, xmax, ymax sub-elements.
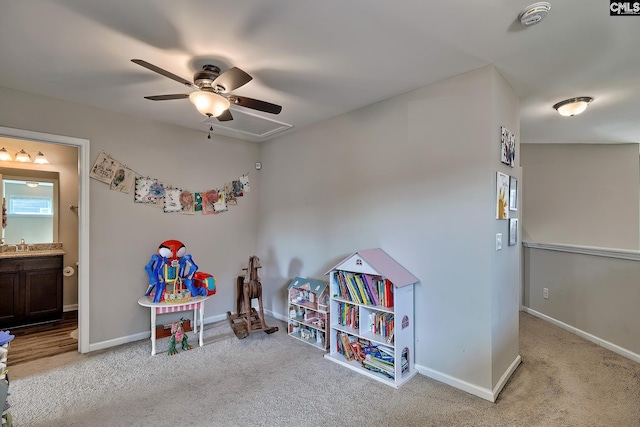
<box><xmin>0</xmin><ymin>249</ymin><xmax>66</xmax><ymax>259</ymax></box>
<box><xmin>0</xmin><ymin>243</ymin><xmax>65</xmax><ymax>259</ymax></box>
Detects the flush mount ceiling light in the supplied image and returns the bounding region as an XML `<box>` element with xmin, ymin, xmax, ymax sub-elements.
<box><xmin>189</xmin><ymin>90</ymin><xmax>231</xmax><ymax>118</ymax></box>
<box><xmin>518</xmin><ymin>2</ymin><xmax>551</xmax><ymax>26</ymax></box>
<box><xmin>553</xmin><ymin>97</ymin><xmax>594</xmax><ymax>117</ymax></box>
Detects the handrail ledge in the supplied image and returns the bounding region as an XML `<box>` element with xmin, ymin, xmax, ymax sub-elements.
<box><xmin>523</xmin><ymin>241</ymin><xmax>640</xmax><ymax>261</ymax></box>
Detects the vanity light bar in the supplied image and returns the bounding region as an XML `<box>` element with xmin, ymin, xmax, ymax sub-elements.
<box><xmin>0</xmin><ymin>147</ymin><xmax>49</xmax><ymax>164</ymax></box>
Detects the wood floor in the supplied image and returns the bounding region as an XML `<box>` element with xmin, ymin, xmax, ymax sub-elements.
<box><xmin>6</xmin><ymin>311</ymin><xmax>78</xmax><ymax>366</ymax></box>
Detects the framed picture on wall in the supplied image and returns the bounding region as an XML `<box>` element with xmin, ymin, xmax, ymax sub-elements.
<box><xmin>508</xmin><ymin>218</ymin><xmax>518</xmax><ymax>246</ymax></box>
<box><xmin>500</xmin><ymin>127</ymin><xmax>510</xmax><ymax>165</ymax></box>
<box><xmin>496</xmin><ymin>171</ymin><xmax>509</xmax><ymax>220</ymax></box>
<box><xmin>509</xmin><ymin>176</ymin><xmax>518</xmax><ymax>211</ymax></box>
<box><xmin>500</xmin><ymin>126</ymin><xmax>516</xmax><ymax>167</ymax></box>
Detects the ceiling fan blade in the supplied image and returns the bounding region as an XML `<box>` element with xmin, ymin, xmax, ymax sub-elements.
<box><xmin>212</xmin><ymin>67</ymin><xmax>252</xmax><ymax>93</ymax></box>
<box><xmin>228</xmin><ymin>95</ymin><xmax>282</xmax><ymax>114</ymax></box>
<box><xmin>131</xmin><ymin>59</ymin><xmax>197</xmax><ymax>89</ymax></box>
<box><xmin>144</xmin><ymin>94</ymin><xmax>190</xmax><ymax>101</ymax></box>
<box><xmin>216</xmin><ymin>109</ymin><xmax>233</xmax><ymax>122</ymax></box>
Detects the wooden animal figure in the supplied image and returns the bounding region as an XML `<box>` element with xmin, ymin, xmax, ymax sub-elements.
<box><xmin>168</xmin><ymin>319</ymin><xmax>192</xmax><ymax>355</ymax></box>
<box><xmin>226</xmin><ymin>255</ymin><xmax>278</xmax><ymax>339</ymax></box>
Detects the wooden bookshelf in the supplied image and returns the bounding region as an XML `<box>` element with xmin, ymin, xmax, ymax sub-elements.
<box><xmin>287</xmin><ymin>277</ymin><xmax>330</xmax><ymax>350</ymax></box>
<box><xmin>324</xmin><ymin>248</ymin><xmax>418</xmax><ymax>388</ymax></box>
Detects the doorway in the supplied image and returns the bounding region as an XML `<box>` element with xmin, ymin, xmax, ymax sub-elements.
<box><xmin>0</xmin><ymin>126</ymin><xmax>90</xmax><ymax>353</ymax></box>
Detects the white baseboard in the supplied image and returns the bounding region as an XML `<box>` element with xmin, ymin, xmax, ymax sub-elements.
<box><xmin>63</xmin><ymin>304</ymin><xmax>78</xmax><ymax>312</ymax></box>
<box><xmin>87</xmin><ymin>311</ymin><xmax>286</xmax><ymax>354</ymax></box>
<box><xmin>87</xmin><ymin>312</ymin><xmax>229</xmax><ymax>353</ymax></box>
<box><xmin>264</xmin><ymin>309</ymin><xmax>286</xmax><ymax>322</ymax></box>
<box><xmin>88</xmin><ymin>331</ymin><xmax>149</xmax><ymax>352</ymax></box>
<box><xmin>416</xmin><ymin>364</ymin><xmax>495</xmax><ymax>402</ymax></box>
<box><xmin>416</xmin><ymin>354</ymin><xmax>521</xmax><ymax>403</ymax></box>
<box><xmin>522</xmin><ymin>307</ymin><xmax>640</xmax><ymax>364</ymax></box>
<box><xmin>493</xmin><ymin>355</ymin><xmax>521</xmax><ymax>401</ymax></box>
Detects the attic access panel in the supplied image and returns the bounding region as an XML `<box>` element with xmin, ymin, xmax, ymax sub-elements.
<box><xmin>211</xmin><ymin>108</ymin><xmax>292</xmax><ymax>139</ymax></box>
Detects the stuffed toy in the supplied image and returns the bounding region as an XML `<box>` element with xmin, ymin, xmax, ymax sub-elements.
<box><xmin>167</xmin><ymin>319</ymin><xmax>192</xmax><ymax>355</ymax></box>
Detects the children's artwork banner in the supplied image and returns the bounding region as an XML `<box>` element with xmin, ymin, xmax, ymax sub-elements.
<box><xmin>90</xmin><ymin>151</ymin><xmax>250</xmax><ymax>216</ymax></box>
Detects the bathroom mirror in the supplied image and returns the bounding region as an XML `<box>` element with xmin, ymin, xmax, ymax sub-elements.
<box><xmin>0</xmin><ymin>167</ymin><xmax>59</xmax><ymax>244</ymax></box>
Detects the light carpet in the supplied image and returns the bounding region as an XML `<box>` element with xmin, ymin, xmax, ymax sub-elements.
<box><xmin>7</xmin><ymin>313</ymin><xmax>640</xmax><ymax>427</ymax></box>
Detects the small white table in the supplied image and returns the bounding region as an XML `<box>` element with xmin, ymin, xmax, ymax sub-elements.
<box><xmin>137</xmin><ymin>294</ymin><xmax>213</xmax><ymax>356</ymax></box>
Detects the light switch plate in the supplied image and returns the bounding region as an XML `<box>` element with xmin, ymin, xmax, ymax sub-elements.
<box><xmin>496</xmin><ymin>233</ymin><xmax>502</xmax><ymax>251</ymax></box>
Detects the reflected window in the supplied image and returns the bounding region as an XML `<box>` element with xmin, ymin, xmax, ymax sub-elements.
<box><xmin>1</xmin><ymin>175</ymin><xmax>58</xmax><ymax>243</ymax></box>
<box><xmin>6</xmin><ymin>181</ymin><xmax>54</xmax><ymax>216</ymax></box>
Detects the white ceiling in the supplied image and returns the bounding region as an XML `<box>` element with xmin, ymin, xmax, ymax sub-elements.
<box><xmin>1</xmin><ymin>1</ymin><xmax>638</xmax><ymax>144</ymax></box>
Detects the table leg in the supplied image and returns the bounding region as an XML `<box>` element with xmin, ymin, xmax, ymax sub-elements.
<box><xmin>151</xmin><ymin>308</ymin><xmax>157</xmax><ymax>356</ymax></box>
<box><xmin>193</xmin><ymin>307</ymin><xmax>198</xmax><ymax>335</ymax></box>
<box><xmin>199</xmin><ymin>302</ymin><xmax>204</xmax><ymax>347</ymax></box>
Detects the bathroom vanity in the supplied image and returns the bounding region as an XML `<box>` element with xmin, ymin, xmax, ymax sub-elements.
<box><xmin>0</xmin><ymin>245</ymin><xmax>64</xmax><ymax>328</ymax></box>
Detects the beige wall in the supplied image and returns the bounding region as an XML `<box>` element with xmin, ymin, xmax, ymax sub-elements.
<box><xmin>0</xmin><ymin>85</ymin><xmax>261</xmax><ymax>344</ymax></box>
<box><xmin>257</xmin><ymin>65</ymin><xmax>521</xmax><ymax>400</ymax></box>
<box><xmin>520</xmin><ymin>143</ymin><xmax>640</xmax><ymax>250</ymax></box>
<box><xmin>524</xmin><ymin>245</ymin><xmax>640</xmax><ymax>359</ymax></box>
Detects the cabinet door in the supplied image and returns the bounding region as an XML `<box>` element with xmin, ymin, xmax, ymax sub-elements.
<box><xmin>24</xmin><ymin>269</ymin><xmax>62</xmax><ymax>321</ymax></box>
<box><xmin>0</xmin><ymin>272</ymin><xmax>20</xmax><ymax>326</ymax></box>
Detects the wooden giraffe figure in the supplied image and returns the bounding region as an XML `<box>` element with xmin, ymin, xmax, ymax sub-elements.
<box><xmin>227</xmin><ymin>255</ymin><xmax>278</xmax><ymax>339</ymax></box>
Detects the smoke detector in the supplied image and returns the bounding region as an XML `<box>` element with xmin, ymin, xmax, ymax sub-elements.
<box><xmin>518</xmin><ymin>2</ymin><xmax>551</xmax><ymax>26</ymax></box>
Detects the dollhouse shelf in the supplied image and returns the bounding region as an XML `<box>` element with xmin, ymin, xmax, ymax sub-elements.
<box><xmin>324</xmin><ymin>248</ymin><xmax>419</xmax><ymax>388</ymax></box>
<box><xmin>287</xmin><ymin>277</ymin><xmax>330</xmax><ymax>350</ymax></box>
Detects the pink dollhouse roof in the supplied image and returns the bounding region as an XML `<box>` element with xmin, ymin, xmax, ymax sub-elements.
<box><xmin>325</xmin><ymin>248</ymin><xmax>419</xmax><ymax>288</ymax></box>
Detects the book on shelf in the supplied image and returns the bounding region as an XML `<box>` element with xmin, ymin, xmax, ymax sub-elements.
<box><xmin>361</xmin><ymin>274</ymin><xmax>379</xmax><ymax>306</ymax></box>
<box><xmin>340</xmin><ymin>302</ymin><xmax>359</xmax><ymax>329</ymax></box>
<box><xmin>386</xmin><ymin>329</ymin><xmax>394</xmax><ymax>345</ymax></box>
<box><xmin>335</xmin><ymin>271</ymin><xmax>350</xmax><ymax>301</ymax></box>
<box><xmin>349</xmin><ymin>341</ymin><xmax>365</xmax><ymax>362</ymax></box>
<box><xmin>345</xmin><ymin>273</ymin><xmax>363</xmax><ymax>304</ymax></box>
<box><xmin>362</xmin><ymin>356</ymin><xmax>394</xmax><ymax>379</ymax></box>
<box><xmin>353</xmin><ymin>274</ymin><xmax>372</xmax><ymax>305</ymax></box>
<box><xmin>340</xmin><ymin>333</ymin><xmax>355</xmax><ymax>361</ymax></box>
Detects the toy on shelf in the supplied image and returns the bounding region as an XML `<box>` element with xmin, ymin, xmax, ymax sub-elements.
<box><xmin>144</xmin><ymin>239</ymin><xmax>214</xmax><ymax>304</ymax></box>
<box><xmin>1</xmin><ymin>330</ymin><xmax>12</xmax><ymax>427</ymax></box>
<box><xmin>167</xmin><ymin>319</ymin><xmax>192</xmax><ymax>355</ymax></box>
<box><xmin>227</xmin><ymin>255</ymin><xmax>279</xmax><ymax>339</ymax></box>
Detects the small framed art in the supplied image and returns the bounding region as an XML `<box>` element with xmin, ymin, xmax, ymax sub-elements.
<box><xmin>496</xmin><ymin>171</ymin><xmax>509</xmax><ymax>220</ymax></box>
<box><xmin>500</xmin><ymin>126</ymin><xmax>516</xmax><ymax>167</ymax></box>
<box><xmin>509</xmin><ymin>176</ymin><xmax>518</xmax><ymax>211</ymax></box>
<box><xmin>508</xmin><ymin>218</ymin><xmax>518</xmax><ymax>246</ymax></box>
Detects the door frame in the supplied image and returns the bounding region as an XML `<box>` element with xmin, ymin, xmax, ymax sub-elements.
<box><xmin>0</xmin><ymin>126</ymin><xmax>90</xmax><ymax>353</ymax></box>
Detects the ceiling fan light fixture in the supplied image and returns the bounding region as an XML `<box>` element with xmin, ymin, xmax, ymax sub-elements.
<box><xmin>553</xmin><ymin>97</ymin><xmax>593</xmax><ymax>117</ymax></box>
<box><xmin>189</xmin><ymin>91</ymin><xmax>230</xmax><ymax>117</ymax></box>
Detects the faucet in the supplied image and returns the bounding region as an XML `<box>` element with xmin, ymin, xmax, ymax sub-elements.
<box><xmin>18</xmin><ymin>239</ymin><xmax>27</xmax><ymax>252</ymax></box>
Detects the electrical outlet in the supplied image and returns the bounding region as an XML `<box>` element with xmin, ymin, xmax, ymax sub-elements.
<box><xmin>496</xmin><ymin>233</ymin><xmax>502</xmax><ymax>251</ymax></box>
<box><xmin>543</xmin><ymin>287</ymin><xmax>549</xmax><ymax>299</ymax></box>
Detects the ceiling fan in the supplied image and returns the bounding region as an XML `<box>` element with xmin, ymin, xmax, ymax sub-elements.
<box><xmin>131</xmin><ymin>59</ymin><xmax>282</xmax><ymax>123</ymax></box>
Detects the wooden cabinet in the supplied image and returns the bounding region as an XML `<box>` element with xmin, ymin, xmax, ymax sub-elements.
<box><xmin>324</xmin><ymin>248</ymin><xmax>419</xmax><ymax>388</ymax></box>
<box><xmin>287</xmin><ymin>277</ymin><xmax>330</xmax><ymax>350</ymax></box>
<box><xmin>0</xmin><ymin>255</ymin><xmax>63</xmax><ymax>328</ymax></box>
